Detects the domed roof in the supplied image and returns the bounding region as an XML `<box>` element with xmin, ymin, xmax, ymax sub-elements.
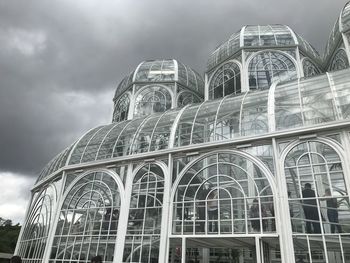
<box><xmin>207</xmin><ymin>24</ymin><xmax>321</xmax><ymax>70</ymax></box>
<box><xmin>324</xmin><ymin>1</ymin><xmax>350</xmax><ymax>62</ymax></box>
<box><xmin>36</xmin><ymin>68</ymin><xmax>350</xmax><ymax>185</ymax></box>
<box><xmin>114</xmin><ymin>59</ymin><xmax>204</xmax><ymax>100</ymax></box>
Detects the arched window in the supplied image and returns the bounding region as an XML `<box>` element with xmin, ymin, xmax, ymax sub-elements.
<box><xmin>134</xmin><ymin>86</ymin><xmax>172</xmax><ymax>118</ymax></box>
<box><xmin>173</xmin><ymin>152</ymin><xmax>275</xmax><ymax>235</ymax></box>
<box><xmin>248</xmin><ymin>51</ymin><xmax>297</xmax><ymax>90</ymax></box>
<box><xmin>329</xmin><ymin>49</ymin><xmax>349</xmax><ymax>72</ymax></box>
<box><xmin>177</xmin><ymin>91</ymin><xmax>202</xmax><ymax>108</ymax></box>
<box><xmin>302</xmin><ymin>58</ymin><xmax>321</xmax><ymax>78</ymax></box>
<box><xmin>49</xmin><ymin>172</ymin><xmax>121</xmax><ymax>263</ymax></box>
<box><xmin>123</xmin><ymin>164</ymin><xmax>165</xmax><ymax>263</ymax></box>
<box><xmin>284</xmin><ymin>141</ymin><xmax>350</xmax><ymax>262</ymax></box>
<box><xmin>17</xmin><ymin>185</ymin><xmax>55</xmax><ymax>262</ymax></box>
<box><xmin>209</xmin><ymin>62</ymin><xmax>241</xmax><ymax>99</ymax></box>
<box><xmin>113</xmin><ymin>93</ymin><xmax>130</xmax><ymax>122</ymax></box>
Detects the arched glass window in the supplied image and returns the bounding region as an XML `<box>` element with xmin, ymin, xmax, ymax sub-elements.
<box><xmin>248</xmin><ymin>51</ymin><xmax>297</xmax><ymax>90</ymax></box>
<box><xmin>17</xmin><ymin>185</ymin><xmax>55</xmax><ymax>263</ymax></box>
<box><xmin>123</xmin><ymin>164</ymin><xmax>165</xmax><ymax>263</ymax></box>
<box><xmin>49</xmin><ymin>172</ymin><xmax>121</xmax><ymax>263</ymax></box>
<box><xmin>303</xmin><ymin>59</ymin><xmax>321</xmax><ymax>78</ymax></box>
<box><xmin>113</xmin><ymin>93</ymin><xmax>130</xmax><ymax>122</ymax></box>
<box><xmin>173</xmin><ymin>152</ymin><xmax>275</xmax><ymax>235</ymax></box>
<box><xmin>284</xmin><ymin>141</ymin><xmax>350</xmax><ymax>262</ymax></box>
<box><xmin>134</xmin><ymin>86</ymin><xmax>172</xmax><ymax>118</ymax></box>
<box><xmin>177</xmin><ymin>91</ymin><xmax>201</xmax><ymax>108</ymax></box>
<box><xmin>209</xmin><ymin>62</ymin><xmax>241</xmax><ymax>99</ymax></box>
<box><xmin>329</xmin><ymin>49</ymin><xmax>349</xmax><ymax>72</ymax></box>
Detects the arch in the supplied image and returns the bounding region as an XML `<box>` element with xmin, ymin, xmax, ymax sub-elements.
<box><xmin>171</xmin><ymin>150</ymin><xmax>276</xmax><ymax>236</ymax></box>
<box><xmin>329</xmin><ymin>48</ymin><xmax>349</xmax><ymax>72</ymax></box>
<box><xmin>17</xmin><ymin>184</ymin><xmax>57</xmax><ymax>261</ymax></box>
<box><xmin>49</xmin><ymin>169</ymin><xmax>124</xmax><ymax>263</ymax></box>
<box><xmin>301</xmin><ymin>57</ymin><xmax>321</xmax><ymax>78</ymax></box>
<box><xmin>246</xmin><ymin>50</ymin><xmax>298</xmax><ymax>90</ymax></box>
<box><xmin>113</xmin><ymin>92</ymin><xmax>131</xmax><ymax>122</ymax></box>
<box><xmin>208</xmin><ymin>60</ymin><xmax>242</xmax><ymax>99</ymax></box>
<box><xmin>176</xmin><ymin>90</ymin><xmax>202</xmax><ymax>108</ymax></box>
<box><xmin>133</xmin><ymin>85</ymin><xmax>173</xmax><ymax>118</ymax></box>
<box><xmin>281</xmin><ymin>137</ymin><xmax>350</xmax><ymax>262</ymax></box>
<box><xmin>122</xmin><ymin>162</ymin><xmax>167</xmax><ymax>263</ymax></box>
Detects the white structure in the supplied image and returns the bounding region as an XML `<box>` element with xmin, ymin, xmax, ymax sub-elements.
<box><xmin>16</xmin><ymin>2</ymin><xmax>350</xmax><ymax>263</ymax></box>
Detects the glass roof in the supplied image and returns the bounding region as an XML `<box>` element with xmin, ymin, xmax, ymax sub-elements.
<box><xmin>324</xmin><ymin>1</ymin><xmax>350</xmax><ymax>63</ymax></box>
<box><xmin>38</xmin><ymin>69</ymin><xmax>350</xmax><ymax>183</ymax></box>
<box><xmin>207</xmin><ymin>24</ymin><xmax>321</xmax><ymax>71</ymax></box>
<box><xmin>341</xmin><ymin>1</ymin><xmax>350</xmax><ymax>33</ymax></box>
<box><xmin>114</xmin><ymin>59</ymin><xmax>204</xmax><ymax>100</ymax></box>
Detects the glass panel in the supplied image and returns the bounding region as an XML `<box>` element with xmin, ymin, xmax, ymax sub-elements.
<box><xmin>173</xmin><ymin>152</ymin><xmax>275</xmax><ymax>236</ymax></box>
<box><xmin>248</xmin><ymin>51</ymin><xmax>297</xmax><ymax>90</ymax></box>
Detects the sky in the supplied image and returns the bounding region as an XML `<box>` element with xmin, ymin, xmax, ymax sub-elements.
<box><xmin>0</xmin><ymin>0</ymin><xmax>348</xmax><ymax>224</ymax></box>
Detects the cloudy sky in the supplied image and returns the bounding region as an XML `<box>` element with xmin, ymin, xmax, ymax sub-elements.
<box><xmin>0</xmin><ymin>0</ymin><xmax>348</xmax><ymax>224</ymax></box>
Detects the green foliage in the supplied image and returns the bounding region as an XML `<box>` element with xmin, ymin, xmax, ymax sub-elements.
<box><xmin>0</xmin><ymin>218</ymin><xmax>21</xmax><ymax>254</ymax></box>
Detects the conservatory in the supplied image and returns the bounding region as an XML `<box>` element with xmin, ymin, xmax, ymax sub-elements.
<box><xmin>15</xmin><ymin>2</ymin><xmax>350</xmax><ymax>263</ymax></box>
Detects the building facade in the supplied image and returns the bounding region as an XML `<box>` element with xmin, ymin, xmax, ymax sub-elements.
<box><xmin>15</xmin><ymin>2</ymin><xmax>350</xmax><ymax>263</ymax></box>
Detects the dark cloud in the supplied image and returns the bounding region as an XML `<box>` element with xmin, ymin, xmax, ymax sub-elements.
<box><xmin>0</xmin><ymin>0</ymin><xmax>348</xmax><ymax>176</ymax></box>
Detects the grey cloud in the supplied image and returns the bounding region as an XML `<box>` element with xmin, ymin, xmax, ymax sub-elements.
<box><xmin>0</xmin><ymin>0</ymin><xmax>347</xmax><ymax>177</ymax></box>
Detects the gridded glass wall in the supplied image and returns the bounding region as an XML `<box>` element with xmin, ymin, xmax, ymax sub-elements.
<box><xmin>248</xmin><ymin>51</ymin><xmax>297</xmax><ymax>90</ymax></box>
<box><xmin>17</xmin><ymin>185</ymin><xmax>56</xmax><ymax>263</ymax></box>
<box><xmin>172</xmin><ymin>152</ymin><xmax>275</xmax><ymax>235</ymax></box>
<box><xmin>177</xmin><ymin>91</ymin><xmax>201</xmax><ymax>108</ymax></box>
<box><xmin>113</xmin><ymin>93</ymin><xmax>130</xmax><ymax>123</ymax></box>
<box><xmin>284</xmin><ymin>140</ymin><xmax>350</xmax><ymax>262</ymax></box>
<box><xmin>123</xmin><ymin>164</ymin><xmax>165</xmax><ymax>263</ymax></box>
<box><xmin>49</xmin><ymin>172</ymin><xmax>121</xmax><ymax>263</ymax></box>
<box><xmin>134</xmin><ymin>86</ymin><xmax>172</xmax><ymax>118</ymax></box>
<box><xmin>209</xmin><ymin>62</ymin><xmax>241</xmax><ymax>99</ymax></box>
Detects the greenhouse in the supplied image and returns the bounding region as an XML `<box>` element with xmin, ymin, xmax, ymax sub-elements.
<box><xmin>15</xmin><ymin>2</ymin><xmax>350</xmax><ymax>263</ymax></box>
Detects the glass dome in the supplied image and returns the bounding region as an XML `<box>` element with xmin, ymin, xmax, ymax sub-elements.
<box><xmin>207</xmin><ymin>25</ymin><xmax>321</xmax><ymax>70</ymax></box>
<box><xmin>113</xmin><ymin>59</ymin><xmax>204</xmax><ymax>100</ymax></box>
<box><xmin>37</xmin><ymin>68</ymin><xmax>350</xmax><ymax>183</ymax></box>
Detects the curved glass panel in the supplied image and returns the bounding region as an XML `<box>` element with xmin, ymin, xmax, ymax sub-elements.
<box><xmin>299</xmin><ymin>75</ymin><xmax>336</xmax><ymax>125</ymax></box>
<box><xmin>331</xmin><ymin>69</ymin><xmax>350</xmax><ymax>118</ymax></box>
<box><xmin>132</xmin><ymin>114</ymin><xmax>163</xmax><ymax>154</ymax></box>
<box><xmin>215</xmin><ymin>94</ymin><xmax>244</xmax><ymax>140</ymax></box>
<box><xmin>135</xmin><ymin>60</ymin><xmax>175</xmax><ymax>82</ymax></box>
<box><xmin>329</xmin><ymin>49</ymin><xmax>349</xmax><ymax>72</ymax></box>
<box><xmin>275</xmin><ymin>81</ymin><xmax>303</xmax><ymax>130</ymax></box>
<box><xmin>95</xmin><ymin>121</ymin><xmax>130</xmax><ymax>160</ymax></box>
<box><xmin>177</xmin><ymin>91</ymin><xmax>202</xmax><ymax>107</ymax></box>
<box><xmin>114</xmin><ymin>73</ymin><xmax>133</xmax><ymax>101</ymax></box>
<box><xmin>80</xmin><ymin>124</ymin><xmax>116</xmax><ymax>163</ymax></box>
<box><xmin>37</xmin><ymin>145</ymin><xmax>73</xmax><ymax>183</ymax></box>
<box><xmin>248</xmin><ymin>51</ymin><xmax>297</xmax><ymax>90</ymax></box>
<box><xmin>69</xmin><ymin>127</ymin><xmax>104</xmax><ymax>165</ymax></box>
<box><xmin>191</xmin><ymin>100</ymin><xmax>220</xmax><ymax>144</ymax></box>
<box><xmin>174</xmin><ymin>104</ymin><xmax>201</xmax><ymax>147</ymax></box>
<box><xmin>341</xmin><ymin>2</ymin><xmax>350</xmax><ymax>32</ymax></box>
<box><xmin>209</xmin><ymin>62</ymin><xmax>241</xmax><ymax>99</ymax></box>
<box><xmin>134</xmin><ymin>86</ymin><xmax>172</xmax><ymax>118</ymax></box>
<box><xmin>244</xmin><ymin>25</ymin><xmax>294</xmax><ymax>47</ymax></box>
<box><xmin>173</xmin><ymin>152</ymin><xmax>275</xmax><ymax>235</ymax></box>
<box><xmin>18</xmin><ymin>185</ymin><xmax>56</xmax><ymax>263</ymax></box>
<box><xmin>284</xmin><ymin>141</ymin><xmax>350</xmax><ymax>260</ymax></box>
<box><xmin>49</xmin><ymin>172</ymin><xmax>121</xmax><ymax>263</ymax></box>
<box><xmin>303</xmin><ymin>58</ymin><xmax>321</xmax><ymax>78</ymax></box>
<box><xmin>113</xmin><ymin>93</ymin><xmax>130</xmax><ymax>123</ymax></box>
<box><xmin>113</xmin><ymin>118</ymin><xmax>145</xmax><ymax>157</ymax></box>
<box><xmin>241</xmin><ymin>91</ymin><xmax>269</xmax><ymax>136</ymax></box>
<box><xmin>149</xmin><ymin>110</ymin><xmax>178</xmax><ymax>152</ymax></box>
<box><xmin>123</xmin><ymin>164</ymin><xmax>164</xmax><ymax>263</ymax></box>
